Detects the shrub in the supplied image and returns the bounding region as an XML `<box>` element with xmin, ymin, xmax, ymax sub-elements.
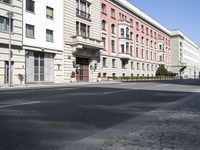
<box><xmin>71</xmin><ymin>71</ymin><xmax>76</xmax><ymax>78</ymax></box>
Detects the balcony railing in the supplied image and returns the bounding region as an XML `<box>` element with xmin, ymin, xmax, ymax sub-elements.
<box><xmin>76</xmin><ymin>9</ymin><xmax>90</xmax><ymax>19</ymax></box>
<box><xmin>71</xmin><ymin>35</ymin><xmax>102</xmax><ymax>50</ymax></box>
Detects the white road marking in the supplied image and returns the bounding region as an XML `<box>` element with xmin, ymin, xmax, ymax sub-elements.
<box><xmin>0</xmin><ymin>101</ymin><xmax>41</xmax><ymax>108</ymax></box>
<box><xmin>156</xmin><ymin>84</ymin><xmax>170</xmax><ymax>87</ymax></box>
<box><xmin>103</xmin><ymin>89</ymin><xmax>131</xmax><ymax>94</ymax></box>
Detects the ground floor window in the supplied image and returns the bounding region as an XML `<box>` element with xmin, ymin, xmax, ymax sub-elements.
<box><xmin>26</xmin><ymin>51</ymin><xmax>54</xmax><ymax>83</ymax></box>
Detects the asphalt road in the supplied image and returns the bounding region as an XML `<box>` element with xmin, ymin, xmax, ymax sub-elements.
<box><xmin>0</xmin><ymin>80</ymin><xmax>200</xmax><ymax>150</ymax></box>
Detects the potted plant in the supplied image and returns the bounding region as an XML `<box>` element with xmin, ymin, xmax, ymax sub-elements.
<box><xmin>70</xmin><ymin>71</ymin><xmax>76</xmax><ymax>83</ymax></box>
<box><xmin>97</xmin><ymin>72</ymin><xmax>102</xmax><ymax>82</ymax></box>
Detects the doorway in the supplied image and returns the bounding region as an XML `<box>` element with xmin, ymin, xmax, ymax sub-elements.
<box><xmin>4</xmin><ymin>61</ymin><xmax>13</xmax><ymax>84</ymax></box>
<box><xmin>76</xmin><ymin>57</ymin><xmax>89</xmax><ymax>82</ymax></box>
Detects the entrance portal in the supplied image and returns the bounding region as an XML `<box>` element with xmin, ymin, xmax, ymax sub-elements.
<box><xmin>76</xmin><ymin>57</ymin><xmax>89</xmax><ymax>82</ymax></box>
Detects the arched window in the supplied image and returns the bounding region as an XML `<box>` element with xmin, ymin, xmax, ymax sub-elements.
<box><xmin>126</xmin><ymin>27</ymin><xmax>129</xmax><ymax>39</ymax></box>
<box><xmin>141</xmin><ymin>36</ymin><xmax>144</xmax><ymax>44</ymax></box>
<box><xmin>102</xmin><ymin>20</ymin><xmax>106</xmax><ymax>30</ymax></box>
<box><xmin>151</xmin><ymin>40</ymin><xmax>153</xmax><ymax>47</ymax></box>
<box><xmin>146</xmin><ymin>39</ymin><xmax>149</xmax><ymax>46</ymax></box>
<box><xmin>136</xmin><ymin>34</ymin><xmax>139</xmax><ymax>43</ymax></box>
<box><xmin>111</xmin><ymin>24</ymin><xmax>115</xmax><ymax>34</ymax></box>
<box><xmin>154</xmin><ymin>42</ymin><xmax>157</xmax><ymax>49</ymax></box>
<box><xmin>130</xmin><ymin>32</ymin><xmax>133</xmax><ymax>40</ymax></box>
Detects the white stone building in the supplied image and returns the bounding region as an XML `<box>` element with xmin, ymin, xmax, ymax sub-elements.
<box><xmin>23</xmin><ymin>0</ymin><xmax>64</xmax><ymax>83</ymax></box>
<box><xmin>170</xmin><ymin>30</ymin><xmax>200</xmax><ymax>79</ymax></box>
<box><xmin>0</xmin><ymin>0</ymin><xmax>23</xmax><ymax>85</ymax></box>
<box><xmin>64</xmin><ymin>0</ymin><xmax>102</xmax><ymax>83</ymax></box>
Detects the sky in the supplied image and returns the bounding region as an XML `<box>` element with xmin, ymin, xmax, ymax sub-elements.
<box><xmin>129</xmin><ymin>0</ymin><xmax>200</xmax><ymax>47</ymax></box>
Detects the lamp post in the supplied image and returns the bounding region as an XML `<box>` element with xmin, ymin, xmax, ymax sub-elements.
<box><xmin>7</xmin><ymin>11</ymin><xmax>13</xmax><ymax>87</ymax></box>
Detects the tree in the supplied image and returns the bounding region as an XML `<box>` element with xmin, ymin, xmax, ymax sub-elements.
<box><xmin>156</xmin><ymin>64</ymin><xmax>169</xmax><ymax>76</ymax></box>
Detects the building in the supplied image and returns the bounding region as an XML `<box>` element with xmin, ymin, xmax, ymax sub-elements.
<box><xmin>23</xmin><ymin>0</ymin><xmax>64</xmax><ymax>83</ymax></box>
<box><xmin>0</xmin><ymin>0</ymin><xmax>199</xmax><ymax>86</ymax></box>
<box><xmin>100</xmin><ymin>0</ymin><xmax>171</xmax><ymax>79</ymax></box>
<box><xmin>171</xmin><ymin>30</ymin><xmax>200</xmax><ymax>79</ymax></box>
<box><xmin>64</xmin><ymin>0</ymin><xmax>102</xmax><ymax>83</ymax></box>
<box><xmin>0</xmin><ymin>0</ymin><xmax>23</xmax><ymax>85</ymax></box>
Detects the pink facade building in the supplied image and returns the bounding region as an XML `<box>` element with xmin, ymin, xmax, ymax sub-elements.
<box><xmin>100</xmin><ymin>0</ymin><xmax>171</xmax><ymax>78</ymax></box>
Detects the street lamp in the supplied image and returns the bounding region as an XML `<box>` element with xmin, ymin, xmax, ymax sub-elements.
<box><xmin>7</xmin><ymin>11</ymin><xmax>13</xmax><ymax>87</ymax></box>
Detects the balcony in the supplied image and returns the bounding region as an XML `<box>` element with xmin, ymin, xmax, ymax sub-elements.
<box><xmin>71</xmin><ymin>35</ymin><xmax>102</xmax><ymax>50</ymax></box>
<box><xmin>76</xmin><ymin>9</ymin><xmax>91</xmax><ymax>21</ymax></box>
<box><xmin>119</xmin><ymin>19</ymin><xmax>131</xmax><ymax>27</ymax></box>
<box><xmin>119</xmin><ymin>52</ymin><xmax>131</xmax><ymax>59</ymax></box>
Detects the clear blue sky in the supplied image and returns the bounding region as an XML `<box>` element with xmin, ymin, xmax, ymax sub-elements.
<box><xmin>130</xmin><ymin>0</ymin><xmax>200</xmax><ymax>47</ymax></box>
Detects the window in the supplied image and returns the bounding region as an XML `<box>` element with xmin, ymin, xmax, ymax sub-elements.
<box><xmin>111</xmin><ymin>24</ymin><xmax>115</xmax><ymax>34</ymax></box>
<box><xmin>102</xmin><ymin>37</ymin><xmax>106</xmax><ymax>48</ymax></box>
<box><xmin>136</xmin><ymin>34</ymin><xmax>139</xmax><ymax>43</ymax></box>
<box><xmin>150</xmin><ymin>30</ymin><xmax>153</xmax><ymax>37</ymax></box>
<box><xmin>141</xmin><ymin>25</ymin><xmax>144</xmax><ymax>33</ymax></box>
<box><xmin>141</xmin><ymin>37</ymin><xmax>144</xmax><ymax>44</ymax></box>
<box><xmin>103</xmin><ymin>58</ymin><xmax>106</xmax><ymax>67</ymax></box>
<box><xmin>112</xmin><ymin>59</ymin><xmax>115</xmax><ymax>68</ymax></box>
<box><xmin>151</xmin><ymin>52</ymin><xmax>153</xmax><ymax>60</ymax></box>
<box><xmin>0</xmin><ymin>0</ymin><xmax>11</xmax><ymax>4</ymax></box>
<box><xmin>130</xmin><ymin>32</ymin><xmax>133</xmax><ymax>40</ymax></box>
<box><xmin>26</xmin><ymin>0</ymin><xmax>35</xmax><ymax>13</ymax></box>
<box><xmin>146</xmin><ymin>50</ymin><xmax>148</xmax><ymax>59</ymax></box>
<box><xmin>80</xmin><ymin>23</ymin><xmax>87</xmax><ymax>37</ymax></box>
<box><xmin>0</xmin><ymin>16</ymin><xmax>13</xmax><ymax>32</ymax></box>
<box><xmin>121</xmin><ymin>44</ymin><xmax>125</xmax><ymax>53</ymax></box>
<box><xmin>102</xmin><ymin>3</ymin><xmax>106</xmax><ymax>14</ymax></box>
<box><xmin>76</xmin><ymin>22</ymin><xmax>79</xmax><ymax>35</ymax></box>
<box><xmin>154</xmin><ymin>42</ymin><xmax>157</xmax><ymax>49</ymax></box>
<box><xmin>154</xmin><ymin>32</ymin><xmax>157</xmax><ymax>39</ymax></box>
<box><xmin>76</xmin><ymin>0</ymin><xmax>90</xmax><ymax>19</ymax></box>
<box><xmin>146</xmin><ymin>39</ymin><xmax>149</xmax><ymax>46</ymax></box>
<box><xmin>46</xmin><ymin>29</ymin><xmax>53</xmax><ymax>42</ymax></box>
<box><xmin>137</xmin><ymin>62</ymin><xmax>140</xmax><ymax>70</ymax></box>
<box><xmin>146</xmin><ymin>27</ymin><xmax>149</xmax><ymax>35</ymax></box>
<box><xmin>142</xmin><ymin>63</ymin><xmax>145</xmax><ymax>70</ymax></box>
<box><xmin>130</xmin><ymin>19</ymin><xmax>133</xmax><ymax>27</ymax></box>
<box><xmin>136</xmin><ymin>47</ymin><xmax>139</xmax><ymax>58</ymax></box>
<box><xmin>131</xmin><ymin>62</ymin><xmax>134</xmax><ymax>70</ymax></box>
<box><xmin>111</xmin><ymin>40</ymin><xmax>115</xmax><ymax>52</ymax></box>
<box><xmin>121</xmin><ymin>28</ymin><xmax>124</xmax><ymax>38</ymax></box>
<box><xmin>147</xmin><ymin>64</ymin><xmax>149</xmax><ymax>71</ymax></box>
<box><xmin>122</xmin><ymin>60</ymin><xmax>126</xmax><ymax>69</ymax></box>
<box><xmin>26</xmin><ymin>24</ymin><xmax>34</xmax><ymax>38</ymax></box>
<box><xmin>141</xmin><ymin>49</ymin><xmax>144</xmax><ymax>59</ymax></box>
<box><xmin>46</xmin><ymin>7</ymin><xmax>53</xmax><ymax>19</ymax></box>
<box><xmin>103</xmin><ymin>73</ymin><xmax>107</xmax><ymax>78</ymax></box>
<box><xmin>130</xmin><ymin>46</ymin><xmax>133</xmax><ymax>56</ymax></box>
<box><xmin>126</xmin><ymin>42</ymin><xmax>129</xmax><ymax>54</ymax></box>
<box><xmin>136</xmin><ymin>22</ymin><xmax>139</xmax><ymax>30</ymax></box>
<box><xmin>102</xmin><ymin>20</ymin><xmax>106</xmax><ymax>30</ymax></box>
<box><xmin>87</xmin><ymin>26</ymin><xmax>90</xmax><ymax>37</ymax></box>
<box><xmin>111</xmin><ymin>8</ymin><xmax>115</xmax><ymax>18</ymax></box>
<box><xmin>126</xmin><ymin>27</ymin><xmax>129</xmax><ymax>39</ymax></box>
<box><xmin>151</xmin><ymin>41</ymin><xmax>153</xmax><ymax>47</ymax></box>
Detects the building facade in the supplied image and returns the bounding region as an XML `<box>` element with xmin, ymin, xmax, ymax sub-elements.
<box><xmin>64</xmin><ymin>0</ymin><xmax>102</xmax><ymax>83</ymax></box>
<box><xmin>171</xmin><ymin>30</ymin><xmax>200</xmax><ymax>79</ymax></box>
<box><xmin>100</xmin><ymin>0</ymin><xmax>171</xmax><ymax>79</ymax></box>
<box><xmin>23</xmin><ymin>0</ymin><xmax>64</xmax><ymax>83</ymax></box>
<box><xmin>0</xmin><ymin>0</ymin><xmax>200</xmax><ymax>86</ymax></box>
<box><xmin>0</xmin><ymin>0</ymin><xmax>23</xmax><ymax>85</ymax></box>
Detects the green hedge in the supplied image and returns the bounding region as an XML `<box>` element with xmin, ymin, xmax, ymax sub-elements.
<box><xmin>111</xmin><ymin>76</ymin><xmax>172</xmax><ymax>81</ymax></box>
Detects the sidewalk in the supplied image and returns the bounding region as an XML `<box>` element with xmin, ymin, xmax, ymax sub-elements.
<box><xmin>0</xmin><ymin>81</ymin><xmax>121</xmax><ymax>91</ymax></box>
